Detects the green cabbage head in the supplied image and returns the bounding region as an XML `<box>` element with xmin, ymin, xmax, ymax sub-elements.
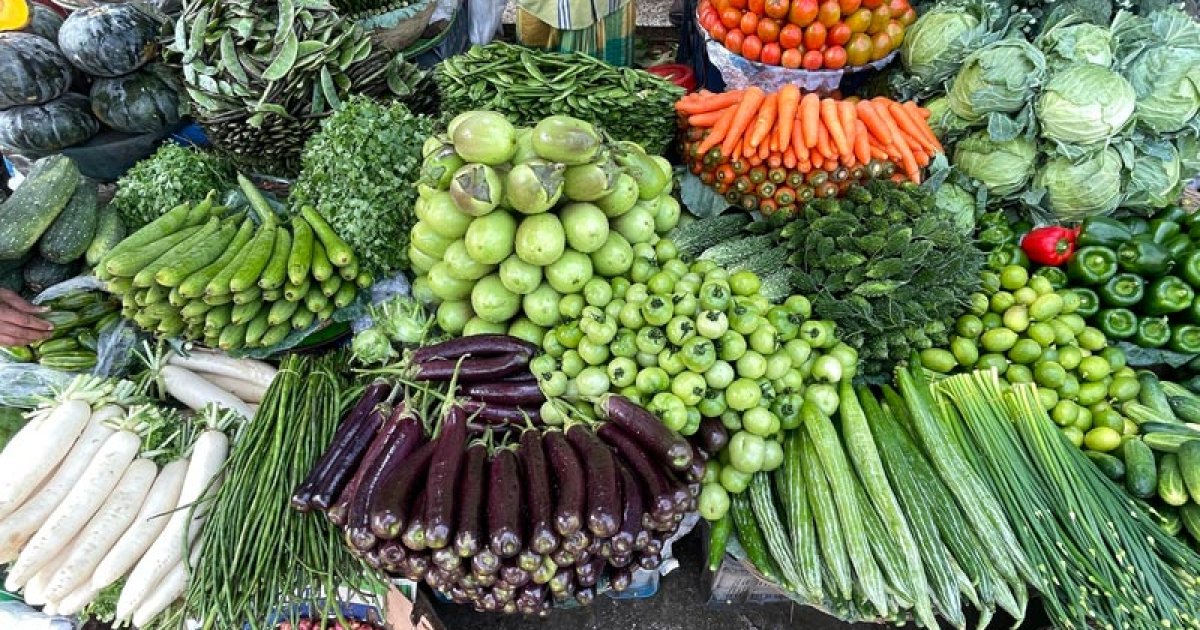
<box><xmin>901</xmin><ymin>3</ymin><xmax>984</xmax><ymax>86</ymax></box>
<box><xmin>933</xmin><ymin>182</ymin><xmax>977</xmax><ymax>234</ymax></box>
<box><xmin>1037</xmin><ymin>64</ymin><xmax>1136</xmax><ymax>147</ymax></box>
<box><xmin>953</xmin><ymin>131</ymin><xmax>1038</xmax><ymax>197</ymax></box>
<box><xmin>1124</xmin><ymin>45</ymin><xmax>1200</xmax><ymax>135</ymax></box>
<box><xmin>1036</xmin><ymin>147</ymin><xmax>1124</xmax><ymax>220</ymax></box>
<box><xmin>948</xmin><ymin>40</ymin><xmax>1046</xmax><ymax>121</ymax></box>
<box><xmin>1038</xmin><ymin>22</ymin><xmax>1113</xmax><ymax>68</ymax></box>
<box><xmin>925</xmin><ymin>96</ymin><xmax>975</xmax><ymax>139</ymax></box>
<box><xmin>1123</xmin><ymin>141</ymin><xmax>1182</xmax><ymax>210</ymax></box>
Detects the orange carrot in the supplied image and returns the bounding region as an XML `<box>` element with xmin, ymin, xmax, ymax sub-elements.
<box><xmin>749</xmin><ymin>154</ymin><xmax>763</xmax><ymax>167</ymax></box>
<box><xmin>791</xmin><ymin>116</ymin><xmax>809</xmax><ymax>162</ymax></box>
<box><xmin>912</xmin><ymin>145</ymin><xmax>930</xmax><ymax>168</ymax></box>
<box><xmin>840</xmin><ymin>152</ymin><xmax>856</xmax><ymax>168</ymax></box>
<box><xmin>853</xmin><ymin>119</ymin><xmax>871</xmax><ymax>166</ymax></box>
<box><xmin>875</xmin><ymin>104</ymin><xmax>919</xmax><ymax>178</ymax></box>
<box><xmin>769</xmin><ymin>136</ymin><xmax>779</xmax><ymax>153</ymax></box>
<box><xmin>749</xmin><ymin>93</ymin><xmax>778</xmax><ymax>148</ymax></box>
<box><xmin>855</xmin><ymin>100</ymin><xmax>893</xmax><ymax>146</ymax></box>
<box><xmin>676</xmin><ymin>90</ymin><xmax>743</xmax><ymax>114</ymax></box>
<box><xmin>800</xmin><ymin>92</ymin><xmax>821</xmax><ymax>148</ymax></box>
<box><xmin>869</xmin><ymin>145</ymin><xmax>889</xmax><ymax>161</ymax></box>
<box><xmin>775</xmin><ymin>85</ymin><xmax>800</xmax><ymax>153</ymax></box>
<box><xmin>798</xmin><ymin>159</ymin><xmax>811</xmax><ymax>173</ymax></box>
<box><xmin>817</xmin><ymin>121</ymin><xmax>835</xmax><ymax>160</ymax></box>
<box><xmin>688</xmin><ymin>106</ymin><xmax>735</xmax><ymax>127</ymax></box>
<box><xmin>758</xmin><ymin>139</ymin><xmax>770</xmax><ymax>160</ymax></box>
<box><xmin>887</xmin><ymin>101</ymin><xmax>937</xmax><ymax>154</ymax></box>
<box><xmin>768</xmin><ymin>153</ymin><xmax>783</xmax><ymax>169</ymax></box>
<box><xmin>821</xmin><ymin>98</ymin><xmax>852</xmax><ymax>159</ymax></box>
<box><xmin>697</xmin><ymin>104</ymin><xmax>737</xmax><ymax>154</ymax></box>
<box><xmin>721</xmin><ymin>87</ymin><xmax>765</xmax><ymax>157</ymax></box>
<box><xmin>731</xmin><ymin>137</ymin><xmax>744</xmax><ymax>162</ymax></box>
<box><xmin>902</xmin><ymin>100</ymin><xmax>942</xmax><ymax>152</ymax></box>
<box><xmin>838</xmin><ymin>101</ymin><xmax>857</xmax><ymax>154</ymax></box>
<box><xmin>783</xmin><ymin>148</ymin><xmax>797</xmax><ymax>169</ymax></box>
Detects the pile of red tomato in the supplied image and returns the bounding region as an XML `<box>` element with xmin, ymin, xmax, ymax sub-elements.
<box><xmin>697</xmin><ymin>0</ymin><xmax>915</xmax><ymax>70</ymax></box>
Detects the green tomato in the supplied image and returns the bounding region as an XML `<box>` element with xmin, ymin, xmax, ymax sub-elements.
<box><xmin>766</xmin><ymin>308</ymin><xmax>800</xmax><ymax>341</ymax></box>
<box><xmin>641</xmin><ymin>295</ymin><xmax>674</xmax><ymax>326</ymax></box>
<box><xmin>619</xmin><ymin>301</ymin><xmax>645</xmax><ymax>329</ymax></box>
<box><xmin>648</xmin><ymin>271</ymin><xmax>676</xmax><ymax>296</ymax></box>
<box><xmin>436</xmin><ymin>300</ymin><xmax>473</xmax><ymax>334</ymax></box>
<box><xmin>680</xmin><ymin>337</ymin><xmax>717</xmax><ymax>374</ymax></box>
<box><xmin>630</xmin><ymin>258</ymin><xmax>656</xmax><ymax>283</ymax></box>
<box><xmin>672</xmin><ymin>371</ymin><xmax>707</xmax><ymax>406</ymax></box>
<box><xmin>726</xmin><ymin>378</ymin><xmax>762</xmax><ymax>411</ymax></box>
<box><xmin>798</xmin><ymin>320</ymin><xmax>836</xmax><ymax>348</ymax></box>
<box><xmin>784</xmin><ymin>295</ymin><xmax>812</xmax><ymax>319</ymax></box>
<box><xmin>736</xmin><ymin>351</ymin><xmax>767</xmax><ymax>380</ymax></box>
<box><xmin>663</xmin><ymin>259</ymin><xmax>690</xmax><ymax>279</ymax></box>
<box><xmin>672</xmin><ymin>291</ymin><xmax>699</xmax><ymax>318</ymax></box>
<box><xmin>749</xmin><ymin>324</ymin><xmax>781</xmax><ymax>355</ymax></box>
<box><xmin>698</xmin><ymin>483</ymin><xmax>730</xmax><ymax>521</ymax></box>
<box><xmin>720</xmin><ymin>410</ymin><xmax>742</xmax><ymax>431</ymax></box>
<box><xmin>561</xmin><ymin>350</ymin><xmax>585</xmax><ymax>377</ymax></box>
<box><xmin>522</xmin><ymin>283</ymin><xmax>562</xmax><ymax>328</ymax></box>
<box><xmin>648</xmin><ymin>392</ymin><xmax>688</xmax><ymax>431</ymax></box>
<box><xmin>771</xmin><ymin>394</ymin><xmax>803</xmax><ymax>430</ymax></box>
<box><xmin>420</xmin><ymin>191</ymin><xmax>474</xmax><ymax>239</ymax></box>
<box><xmin>541</xmin><ymin>400</ymin><xmax>565</xmax><ymax>425</ymax></box>
<box><xmin>555</xmin><ymin>320</ymin><xmax>583</xmax><ymax>349</ymax></box>
<box><xmin>666</xmin><ymin>315</ymin><xmax>697</xmax><ymax>346</ymax></box>
<box><xmin>463</xmin><ymin>316</ymin><xmax>508</xmax><ymax>335</ymax></box>
<box><xmin>613</xmin><ymin>204</ymin><xmax>657</xmax><ymax>244</ymax></box>
<box><xmin>465</xmin><ymin>209</ymin><xmax>517</xmax><ymax>265</ymax></box>
<box><xmin>636</xmin><ymin>327</ymin><xmax>667</xmax><ymax>354</ymax></box>
<box><xmin>729</xmin><ymin>303</ymin><xmax>761</xmax><ymax>336</ymax></box>
<box><xmin>582</xmin><ymin>278</ymin><xmax>613</xmax><ymax>307</ymax></box>
<box><xmin>545</xmin><ymin>250</ymin><xmax>594</xmax><ymax>294</ymax></box>
<box><xmin>765</xmin><ymin>353</ymin><xmax>793</xmax><ymax>381</ymax></box>
<box><xmin>655</xmin><ymin>238</ymin><xmax>679</xmax><ymax>263</ymax></box>
<box><xmin>428</xmin><ymin>262</ymin><xmax>475</xmax><ymax>302</ymax></box>
<box><xmin>576</xmin><ymin>366</ymin><xmax>611</xmax><ymax>397</ymax></box>
<box><xmin>776</xmin><ymin>368</ymin><xmax>805</xmax><ymax>394</ymax></box>
<box><xmin>698</xmin><ymin>388</ymin><xmax>727</xmax><ymax>418</ymax></box>
<box><xmin>811</xmin><ymin>355</ymin><xmax>843</xmax><ymax>383</ymax></box>
<box><xmin>578</xmin><ymin>337</ymin><xmax>610</xmax><ymax>365</ymax></box>
<box><xmin>410</xmin><ymin>275</ymin><xmax>437</xmax><ymax>306</ymax></box>
<box><xmin>728</xmin><ymin>432</ymin><xmax>766</xmax><ymax>473</ymax></box>
<box><xmin>530</xmin><ymin>354</ymin><xmax>558</xmax><ymax>380</ymax></box>
<box><xmin>611</xmin><ymin>277</ymin><xmax>630</xmax><ymax>299</ymax></box>
<box><xmin>718</xmin><ymin>330</ymin><xmax>748</xmax><ymax>362</ymax></box>
<box><xmin>654</xmin><ymin>197</ymin><xmax>682</xmax><ymax>234</ymax></box>
<box><xmin>658</xmin><ymin>348</ymin><xmax>685</xmax><ymax>375</ymax></box>
<box><xmin>729</xmin><ymin>271</ymin><xmax>762</xmax><ymax>297</ymax></box>
<box><xmin>743</xmin><ymin>407</ymin><xmax>776</xmax><ymax>437</ymax></box>
<box><xmin>761</xmin><ymin>439</ymin><xmax>784</xmax><ymax>471</ymax></box>
<box><xmin>610</xmin><ymin>328</ymin><xmax>638</xmax><ymax>358</ymax></box>
<box><xmin>719</xmin><ymin>465</ymin><xmax>752</xmax><ymax>493</ymax></box>
<box><xmin>499</xmin><ymin>255</ymin><xmax>543</xmax><ymax>295</ymax></box>
<box><xmin>559</xmin><ymin>294</ymin><xmax>585</xmax><ymax>319</ymax></box>
<box><xmin>705</xmin><ymin>360</ymin><xmax>736</xmax><ymax>390</ymax></box>
<box><xmin>784</xmin><ymin>339</ymin><xmax>813</xmax><ymax>366</ymax></box>
<box><xmin>635</xmin><ymin>366</ymin><xmax>670</xmax><ymax>394</ymax></box>
<box><xmin>699</xmin><ymin>281</ymin><xmax>732</xmax><ymax>311</ymax></box>
<box><xmin>696</xmin><ymin>310</ymin><xmax>729</xmax><ymax>339</ymax></box>
<box><xmin>803</xmin><ymin>385</ymin><xmax>839</xmax><ymax>417</ymax></box>
<box><xmin>410</xmin><ymin>221</ymin><xmax>454</xmax><ymax>259</ymax></box>
<box><xmin>588</xmin><ymin>231</ymin><xmax>634</xmax><ymax>279</ymax></box>
<box><xmin>540</xmin><ymin>371</ymin><xmax>568</xmax><ymax>397</ymax></box>
<box><xmin>542</xmin><ymin>332</ymin><xmax>566</xmax><ymax>358</ymax></box>
<box><xmin>470</xmin><ymin>274</ymin><xmax>521</xmax><ymax>324</ymax></box>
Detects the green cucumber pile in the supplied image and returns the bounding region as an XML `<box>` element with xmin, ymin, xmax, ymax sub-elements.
<box><xmin>0</xmin><ymin>289</ymin><xmax>120</xmax><ymax>372</ymax></box>
<box><xmin>96</xmin><ymin>175</ymin><xmax>368</xmax><ymax>351</ymax></box>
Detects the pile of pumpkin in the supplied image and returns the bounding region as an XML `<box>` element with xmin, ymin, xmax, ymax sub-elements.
<box><xmin>0</xmin><ymin>0</ymin><xmax>185</xmax><ymax>156</ymax></box>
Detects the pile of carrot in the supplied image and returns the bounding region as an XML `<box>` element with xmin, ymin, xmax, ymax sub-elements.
<box><xmin>675</xmin><ymin>86</ymin><xmax>943</xmax><ymax>183</ymax></box>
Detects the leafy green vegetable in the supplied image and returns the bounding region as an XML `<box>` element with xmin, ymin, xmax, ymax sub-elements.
<box><xmin>1036</xmin><ymin>63</ymin><xmax>1135</xmax><ymax>148</ymax></box>
<box><xmin>947</xmin><ymin>39</ymin><xmax>1046</xmax><ymax>123</ymax></box>
<box><xmin>351</xmin><ymin>294</ymin><xmax>436</xmax><ymax>364</ymax></box>
<box><xmin>0</xmin><ymin>406</ymin><xmax>24</xmax><ymax>451</ymax></box>
<box><xmin>1037</xmin><ymin>21</ymin><xmax>1114</xmax><ymax>68</ymax></box>
<box><xmin>1114</xmin><ymin>9</ymin><xmax>1200</xmax><ymax>135</ymax></box>
<box><xmin>1034</xmin><ymin>147</ymin><xmax>1124</xmax><ymax>220</ymax></box>
<box><xmin>953</xmin><ymin>131</ymin><xmax>1038</xmax><ymax>198</ymax></box>
<box><xmin>896</xmin><ymin>0</ymin><xmax>1017</xmax><ymax>97</ymax></box>
<box><xmin>291</xmin><ymin>96</ymin><xmax>435</xmax><ymax>276</ymax></box>
<box><xmin>111</xmin><ymin>144</ymin><xmax>236</xmax><ymax>230</ymax></box>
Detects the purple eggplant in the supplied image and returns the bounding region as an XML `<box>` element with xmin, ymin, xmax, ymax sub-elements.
<box><xmin>517</xmin><ymin>429</ymin><xmax>559</xmax><ymax>555</ymax></box>
<box><xmin>487</xmin><ymin>448</ymin><xmax>523</xmax><ymax>558</ymax></box>
<box><xmin>369</xmin><ymin>439</ymin><xmax>436</xmax><ymax>540</ymax></box>
<box><xmin>453</xmin><ymin>442</ymin><xmax>488</xmax><ymax>558</ymax></box>
<box><xmin>599</xmin><ymin>394</ymin><xmax>693</xmax><ymax>471</ymax></box>
<box><xmin>413</xmin><ymin>352</ymin><xmax>532</xmax><ymax>383</ymax></box>
<box><xmin>596</xmin><ymin>423</ymin><xmax>676</xmax><ymax>519</ymax></box>
<box><xmin>565</xmin><ymin>425</ymin><xmax>622</xmax><ymax>538</ymax></box>
<box><xmin>461</xmin><ymin>399</ymin><xmax>543</xmax><ymax>426</ymax></box>
<box><xmin>411</xmin><ymin>334</ymin><xmax>537</xmax><ymax>363</ymax></box>
<box><xmin>462</xmin><ymin>381</ymin><xmax>546</xmax><ymax>406</ymax></box>
<box><xmin>293</xmin><ymin>381</ymin><xmax>391</xmax><ymax>510</ymax></box>
<box><xmin>327</xmin><ymin>406</ymin><xmax>405</xmax><ymax>526</ymax></box>
<box><xmin>423</xmin><ymin>405</ymin><xmax>468</xmax><ymax>550</ymax></box>
<box><xmin>612</xmin><ymin>462</ymin><xmax>645</xmax><ymax>555</ymax></box>
<box><xmin>401</xmin><ymin>487</ymin><xmax>429</xmax><ymax>550</ymax></box>
<box><xmin>543</xmin><ymin>430</ymin><xmax>584</xmax><ymax>536</ymax></box>
<box><xmin>345</xmin><ymin>409</ymin><xmax>424</xmax><ymax>550</ymax></box>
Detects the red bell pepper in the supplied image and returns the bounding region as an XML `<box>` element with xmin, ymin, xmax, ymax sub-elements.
<box><xmin>1021</xmin><ymin>225</ymin><xmax>1081</xmax><ymax>266</ymax></box>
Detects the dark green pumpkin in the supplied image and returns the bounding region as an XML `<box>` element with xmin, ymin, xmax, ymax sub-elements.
<box><xmin>0</xmin><ymin>32</ymin><xmax>73</xmax><ymax>111</ymax></box>
<box><xmin>57</xmin><ymin>4</ymin><xmax>162</xmax><ymax>78</ymax></box>
<box><xmin>21</xmin><ymin>5</ymin><xmax>64</xmax><ymax>41</ymax></box>
<box><xmin>0</xmin><ymin>93</ymin><xmax>99</xmax><ymax>154</ymax></box>
<box><xmin>90</xmin><ymin>64</ymin><xmax>184</xmax><ymax>134</ymax></box>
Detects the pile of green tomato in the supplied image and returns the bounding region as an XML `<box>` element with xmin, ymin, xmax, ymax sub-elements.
<box><xmin>530</xmin><ymin>237</ymin><xmax>856</xmax><ymax>521</ymax></box>
<box><xmin>920</xmin><ymin>264</ymin><xmax>1141</xmax><ymax>453</ymax></box>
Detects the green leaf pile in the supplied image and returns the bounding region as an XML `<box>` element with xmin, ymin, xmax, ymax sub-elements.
<box><xmin>111</xmin><ymin>143</ymin><xmax>236</xmax><ymax>230</ymax></box>
<box><xmin>290</xmin><ymin>96</ymin><xmax>435</xmax><ymax>277</ymax></box>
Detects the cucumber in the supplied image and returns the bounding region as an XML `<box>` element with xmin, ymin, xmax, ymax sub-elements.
<box><xmin>311</xmin><ymin>241</ymin><xmax>333</xmax><ymax>282</ymax></box>
<box><xmin>729</xmin><ymin>493</ymin><xmax>782</xmax><ymax>585</ymax></box>
<box><xmin>38</xmin><ymin>351</ymin><xmax>97</xmax><ymax>372</ymax></box>
<box><xmin>1177</xmin><ymin>440</ymin><xmax>1200</xmax><ymax>503</ymax></box>
<box><xmin>1159</xmin><ymin>506</ymin><xmax>1183</xmax><ymax>537</ymax></box>
<box><xmin>1085</xmin><ymin>450</ymin><xmax>1125</xmax><ymax>481</ymax></box>
<box><xmin>300</xmin><ymin>205</ymin><xmax>353</xmax><ymax>267</ymax></box>
<box><xmin>320</xmin><ymin>274</ymin><xmax>342</xmax><ymax>298</ymax></box>
<box><xmin>231</xmin><ymin>299</ymin><xmax>263</xmax><ymax>326</ymax></box>
<box><xmin>154</xmin><ymin>215</ymin><xmax>242</xmax><ymax>287</ymax></box>
<box><xmin>1157</xmin><ymin>453</ymin><xmax>1189</xmax><ymax>506</ymax></box>
<box><xmin>205</xmin><ymin>305</ymin><xmax>232</xmax><ymax>331</ymax></box>
<box><xmin>217</xmin><ymin>321</ymin><xmax>248</xmax><ymax>351</ymax></box>
<box><xmin>1166</xmin><ymin>390</ymin><xmax>1200</xmax><ymax>425</ymax></box>
<box><xmin>1138</xmin><ymin>421</ymin><xmax>1200</xmax><ymax>437</ymax></box>
<box><xmin>1123</xmin><ymin>439</ymin><xmax>1157</xmax><ymax>499</ymax></box>
<box><xmin>233</xmin><ymin>286</ymin><xmax>262</xmax><ymax>306</ymax></box>
<box><xmin>333</xmin><ymin>282</ymin><xmax>356</xmax><ymax>309</ymax></box>
<box><xmin>260</xmin><ymin>323</ymin><xmax>292</xmax><ymax>347</ymax></box>
<box><xmin>85</xmin><ymin>206</ymin><xmax>127</xmax><ymax>268</ymax></box>
<box><xmin>100</xmin><ymin>202</ymin><xmax>192</xmax><ymax>268</ymax></box>
<box><xmin>0</xmin><ymin>346</ymin><xmax>34</xmax><ymax>362</ymax></box>
<box><xmin>291</xmin><ymin>305</ymin><xmax>315</xmax><ymax>330</ymax></box>
<box><xmin>257</xmin><ymin>228</ymin><xmax>291</xmax><ymax>291</ymax></box>
<box><xmin>1180</xmin><ymin>504</ymin><xmax>1200</xmax><ymax>544</ymax></box>
<box><xmin>133</xmin><ymin>217</ymin><xmax>223</xmax><ymax>288</ymax></box>
<box><xmin>1138</xmin><ymin>371</ymin><xmax>1175</xmax><ymax>421</ymax></box>
<box><xmin>23</xmin><ymin>256</ymin><xmax>77</xmax><ymax>292</ymax></box>
<box><xmin>0</xmin><ymin>155</ymin><xmax>80</xmax><ymax>261</ymax></box>
<box><xmin>206</xmin><ymin>224</ymin><xmax>271</xmax><ymax>297</ymax></box>
<box><xmin>267</xmin><ymin>299</ymin><xmax>299</xmax><ymax>326</ymax></box>
<box><xmin>179</xmin><ymin>218</ymin><xmax>255</xmax><ymax>299</ymax></box>
<box><xmin>39</xmin><ymin>181</ymin><xmax>98</xmax><ymax>264</ymax></box>
<box><xmin>227</xmin><ymin>225</ymin><xmax>277</xmax><ymax>293</ymax></box>
<box><xmin>244</xmin><ymin>310</ymin><xmax>271</xmax><ymax>346</ymax></box>
<box><xmin>104</xmin><ymin>225</ymin><xmax>203</xmax><ymax>278</ymax></box>
<box><xmin>286</xmin><ymin>216</ymin><xmax>313</xmax><ymax>286</ymax></box>
<box><xmin>37</xmin><ymin>337</ymin><xmax>78</xmax><ymax>354</ymax></box>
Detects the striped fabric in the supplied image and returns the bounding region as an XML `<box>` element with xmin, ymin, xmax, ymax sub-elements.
<box><xmin>515</xmin><ymin>0</ymin><xmax>636</xmax><ymax>66</ymax></box>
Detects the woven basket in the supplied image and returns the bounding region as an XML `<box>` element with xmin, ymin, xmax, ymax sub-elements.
<box><xmin>358</xmin><ymin>0</ymin><xmax>437</xmax><ymax>52</ymax></box>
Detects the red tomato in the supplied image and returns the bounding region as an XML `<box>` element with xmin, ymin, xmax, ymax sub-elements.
<box><xmin>728</xmin><ymin>0</ymin><xmax>747</xmax><ymax>9</ymax></box>
<box><xmin>725</xmin><ymin>29</ymin><xmax>745</xmax><ymax>53</ymax></box>
<box><xmin>803</xmin><ymin>22</ymin><xmax>827</xmax><ymax>49</ymax></box>
<box><xmin>787</xmin><ymin>0</ymin><xmax>818</xmax><ymax>25</ymax></box>
<box><xmin>757</xmin><ymin>17</ymin><xmax>781</xmax><ymax>42</ymax></box>
<box><xmin>860</xmin><ymin>0</ymin><xmax>882</xmax><ymax>8</ymax></box>
<box><xmin>823</xmin><ymin>45</ymin><xmax>847</xmax><ymax>69</ymax></box>
<box><xmin>781</xmin><ymin>47</ymin><xmax>804</xmax><ymax>68</ymax></box>
<box><xmin>714</xmin><ymin>0</ymin><xmax>731</xmax><ymax>11</ymax></box>
<box><xmin>886</xmin><ymin>0</ymin><xmax>909</xmax><ymax>15</ymax></box>
<box><xmin>844</xmin><ymin>7</ymin><xmax>871</xmax><ymax>31</ymax></box>
<box><xmin>709</xmin><ymin>22</ymin><xmax>729</xmax><ymax>40</ymax></box>
<box><xmin>779</xmin><ymin>23</ymin><xmax>803</xmax><ymax>48</ymax></box>
<box><xmin>740</xmin><ymin>11</ymin><xmax>760</xmax><ymax>34</ymax></box>
<box><xmin>870</xmin><ymin>31</ymin><xmax>892</xmax><ymax>59</ymax></box>
<box><xmin>817</xmin><ymin>0</ymin><xmax>841</xmax><ymax>26</ymax></box>
<box><xmin>747</xmin><ymin>0</ymin><xmax>765</xmax><ymax>13</ymax></box>
<box><xmin>761</xmin><ymin>42</ymin><xmax>783</xmax><ymax>65</ymax></box>
<box><xmin>868</xmin><ymin>5</ymin><xmax>890</xmax><ymax>33</ymax></box>
<box><xmin>742</xmin><ymin>34</ymin><xmax>764</xmax><ymax>60</ymax></box>
<box><xmin>802</xmin><ymin>49</ymin><xmax>825</xmax><ymax>69</ymax></box>
<box><xmin>897</xmin><ymin>6</ymin><xmax>916</xmax><ymax>25</ymax></box>
<box><xmin>838</xmin><ymin>0</ymin><xmax>861</xmax><ymax>12</ymax></box>
<box><xmin>721</xmin><ymin>7</ymin><xmax>744</xmax><ymax>29</ymax></box>
<box><xmin>845</xmin><ymin>32</ymin><xmax>872</xmax><ymax>66</ymax></box>
<box><xmin>764</xmin><ymin>0</ymin><xmax>790</xmax><ymax>19</ymax></box>
<box><xmin>828</xmin><ymin>22</ymin><xmax>851</xmax><ymax>45</ymax></box>
<box><xmin>884</xmin><ymin>20</ymin><xmax>905</xmax><ymax>45</ymax></box>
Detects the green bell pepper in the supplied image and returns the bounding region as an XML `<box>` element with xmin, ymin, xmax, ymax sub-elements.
<box><xmin>977</xmin><ymin>225</ymin><xmax>1015</xmax><ymax>251</ymax></box>
<box><xmin>1170</xmin><ymin>324</ymin><xmax>1200</xmax><ymax>354</ymax></box>
<box><xmin>1073</xmin><ymin>287</ymin><xmax>1100</xmax><ymax>318</ymax></box>
<box><xmin>1155</xmin><ymin>205</ymin><xmax>1189</xmax><ymax>225</ymax></box>
<box><xmin>979</xmin><ymin>211</ymin><xmax>1009</xmax><ymax>229</ymax></box>
<box><xmin>1149</xmin><ymin>219</ymin><xmax>1182</xmax><ymax>244</ymax></box>
<box><xmin>1096</xmin><ymin>308</ymin><xmax>1138</xmax><ymax>340</ymax></box>
<box><xmin>1180</xmin><ymin>250</ymin><xmax>1200</xmax><ymax>288</ymax></box>
<box><xmin>1127</xmin><ymin>217</ymin><xmax>1151</xmax><ymax>237</ymax></box>
<box><xmin>987</xmin><ymin>243</ymin><xmax>1030</xmax><ymax>272</ymax></box>
<box><xmin>1099</xmin><ymin>273</ymin><xmax>1145</xmax><ymax>308</ymax></box>
<box><xmin>1076</xmin><ymin>216</ymin><xmax>1132</xmax><ymax>249</ymax></box>
<box><xmin>1067</xmin><ymin>245</ymin><xmax>1119</xmax><ymax>285</ymax></box>
<box><xmin>1164</xmin><ymin>234</ymin><xmax>1194</xmax><ymax>262</ymax></box>
<box><xmin>1135</xmin><ymin>316</ymin><xmax>1172</xmax><ymax>348</ymax></box>
<box><xmin>1034</xmin><ymin>266</ymin><xmax>1069</xmax><ymax>290</ymax></box>
<box><xmin>1145</xmin><ymin>275</ymin><xmax>1195</xmax><ymax>316</ymax></box>
<box><xmin>1117</xmin><ymin>237</ymin><xmax>1173</xmax><ymax>276</ymax></box>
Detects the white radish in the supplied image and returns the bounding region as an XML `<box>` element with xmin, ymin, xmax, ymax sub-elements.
<box><xmin>166</xmin><ymin>348</ymin><xmax>277</xmax><ymax>389</ymax></box>
<box><xmin>0</xmin><ymin>399</ymin><xmax>92</xmax><ymax>517</ymax></box>
<box><xmin>160</xmin><ymin>364</ymin><xmax>255</xmax><ymax>419</ymax></box>
<box><xmin>4</xmin><ymin>425</ymin><xmax>141</xmax><ymax>590</ymax></box>
<box><xmin>56</xmin><ymin>582</ymin><xmax>100</xmax><ymax>616</ymax></box>
<box><xmin>0</xmin><ymin>411</ymin><xmax>118</xmax><ymax>562</ymax></box>
<box><xmin>43</xmin><ymin>459</ymin><xmax>158</xmax><ymax>601</ymax></box>
<box><xmin>195</xmin><ymin>372</ymin><xmax>269</xmax><ymax>404</ymax></box>
<box><xmin>22</xmin><ymin>537</ymin><xmax>75</xmax><ymax>606</ymax></box>
<box><xmin>91</xmin><ymin>458</ymin><xmax>188</xmax><ymax>590</ymax></box>
<box><xmin>117</xmin><ymin>426</ymin><xmax>228</xmax><ymax>620</ymax></box>
<box><xmin>130</xmin><ymin>542</ymin><xmax>201</xmax><ymax>628</ymax></box>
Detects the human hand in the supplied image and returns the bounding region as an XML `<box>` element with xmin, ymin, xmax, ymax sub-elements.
<box><xmin>0</xmin><ymin>288</ymin><xmax>53</xmax><ymax>347</ymax></box>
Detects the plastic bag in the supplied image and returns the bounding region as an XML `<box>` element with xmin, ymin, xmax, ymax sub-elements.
<box><xmin>352</xmin><ymin>271</ymin><xmax>412</xmax><ymax>334</ymax></box>
<box><xmin>32</xmin><ymin>277</ymin><xmax>144</xmax><ymax>378</ymax></box>
<box><xmin>0</xmin><ymin>363</ymin><xmax>72</xmax><ymax>408</ymax></box>
<box><xmin>468</xmin><ymin>0</ymin><xmax>503</xmax><ymax>45</ymax></box>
